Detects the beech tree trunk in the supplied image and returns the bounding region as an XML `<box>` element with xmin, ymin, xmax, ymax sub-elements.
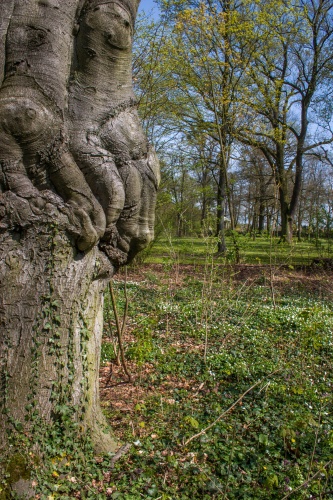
<box><xmin>216</xmin><ymin>159</ymin><xmax>227</xmax><ymax>254</ymax></box>
<box><xmin>279</xmin><ymin>188</ymin><xmax>293</xmax><ymax>244</ymax></box>
<box><xmin>0</xmin><ymin>0</ymin><xmax>159</xmax><ymax>491</ymax></box>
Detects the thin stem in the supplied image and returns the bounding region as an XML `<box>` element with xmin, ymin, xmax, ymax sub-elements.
<box><xmin>204</xmin><ymin>309</ymin><xmax>208</xmax><ymax>364</ymax></box>
<box><xmin>183</xmin><ymin>369</ymin><xmax>280</xmax><ymax>447</ymax></box>
<box><xmin>107</xmin><ymin>306</ymin><xmax>120</xmax><ymax>365</ymax></box>
<box><xmin>281</xmin><ymin>461</ymin><xmax>332</xmax><ymax>500</ymax></box>
<box><xmin>109</xmin><ymin>272</ymin><xmax>132</xmax><ymax>383</ymax></box>
<box><xmin>307</xmin><ymin>404</ymin><xmax>323</xmax><ymax>481</ymax></box>
<box><xmin>121</xmin><ymin>267</ymin><xmax>129</xmax><ymax>337</ymax></box>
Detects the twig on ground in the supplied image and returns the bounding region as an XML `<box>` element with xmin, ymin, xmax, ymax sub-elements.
<box><xmin>192</xmin><ymin>382</ymin><xmax>205</xmax><ymax>397</ymax></box>
<box><xmin>109</xmin><ymin>443</ymin><xmax>132</xmax><ymax>469</ymax></box>
<box><xmin>281</xmin><ymin>461</ymin><xmax>332</xmax><ymax>499</ymax></box>
<box><xmin>183</xmin><ymin>369</ymin><xmax>280</xmax><ymax>447</ymax></box>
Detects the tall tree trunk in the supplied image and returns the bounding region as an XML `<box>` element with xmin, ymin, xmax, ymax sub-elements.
<box><xmin>280</xmin><ymin>197</ymin><xmax>293</xmax><ymax>244</ymax></box>
<box><xmin>297</xmin><ymin>186</ymin><xmax>304</xmax><ymax>242</ymax></box>
<box><xmin>258</xmin><ymin>170</ymin><xmax>266</xmax><ymax>233</ymax></box>
<box><xmin>0</xmin><ymin>0</ymin><xmax>159</xmax><ymax>491</ymax></box>
<box><xmin>0</xmin><ymin>206</ymin><xmax>117</xmax><ymax>455</ymax></box>
<box><xmin>275</xmin><ymin>143</ymin><xmax>293</xmax><ymax>243</ymax></box>
<box><xmin>266</xmin><ymin>206</ymin><xmax>271</xmax><ymax>234</ymax></box>
<box><xmin>200</xmin><ymin>167</ymin><xmax>209</xmax><ymax>229</ymax></box>
<box><xmin>258</xmin><ymin>205</ymin><xmax>265</xmax><ymax>234</ymax></box>
<box><xmin>251</xmin><ymin>211</ymin><xmax>257</xmax><ymax>239</ymax></box>
<box><xmin>177</xmin><ymin>211</ymin><xmax>183</xmax><ymax>237</ymax></box>
<box><xmin>216</xmin><ymin>162</ymin><xmax>227</xmax><ymax>254</ymax></box>
<box><xmin>201</xmin><ymin>196</ymin><xmax>207</xmax><ymax>229</ymax></box>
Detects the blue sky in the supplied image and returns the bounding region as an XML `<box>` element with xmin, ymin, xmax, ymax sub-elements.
<box><xmin>138</xmin><ymin>0</ymin><xmax>159</xmax><ymax>14</ymax></box>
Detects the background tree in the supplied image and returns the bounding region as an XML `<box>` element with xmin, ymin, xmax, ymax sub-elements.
<box><xmin>235</xmin><ymin>147</ymin><xmax>277</xmax><ymax>235</ymax></box>
<box><xmin>136</xmin><ymin>0</ymin><xmax>254</xmax><ymax>251</ymax></box>
<box><xmin>133</xmin><ymin>0</ymin><xmax>333</xmax><ymax>243</ymax></box>
<box><xmin>238</xmin><ymin>0</ymin><xmax>333</xmax><ymax>242</ymax></box>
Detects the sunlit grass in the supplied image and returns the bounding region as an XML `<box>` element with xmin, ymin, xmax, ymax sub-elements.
<box><xmin>142</xmin><ymin>234</ymin><xmax>333</xmax><ymax>266</ymax></box>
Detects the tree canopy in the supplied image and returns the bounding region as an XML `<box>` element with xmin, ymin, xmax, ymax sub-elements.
<box><xmin>135</xmin><ymin>0</ymin><xmax>333</xmax><ymax>243</ymax></box>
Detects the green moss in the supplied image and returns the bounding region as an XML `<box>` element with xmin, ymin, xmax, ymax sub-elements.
<box><xmin>0</xmin><ymin>454</ymin><xmax>31</xmax><ymax>500</ymax></box>
<box><xmin>0</xmin><ymin>488</ymin><xmax>10</xmax><ymax>500</ymax></box>
<box><xmin>6</xmin><ymin>454</ymin><xmax>30</xmax><ymax>484</ymax></box>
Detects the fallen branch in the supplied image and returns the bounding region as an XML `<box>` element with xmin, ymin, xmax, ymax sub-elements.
<box><xmin>110</xmin><ymin>443</ymin><xmax>132</xmax><ymax>469</ymax></box>
<box><xmin>183</xmin><ymin>369</ymin><xmax>280</xmax><ymax>447</ymax></box>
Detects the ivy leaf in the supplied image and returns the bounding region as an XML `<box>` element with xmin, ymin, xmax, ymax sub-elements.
<box><xmin>184</xmin><ymin>416</ymin><xmax>200</xmax><ymax>429</ymax></box>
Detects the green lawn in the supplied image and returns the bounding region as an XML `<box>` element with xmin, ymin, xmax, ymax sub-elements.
<box><xmin>142</xmin><ymin>235</ymin><xmax>333</xmax><ymax>266</ymax></box>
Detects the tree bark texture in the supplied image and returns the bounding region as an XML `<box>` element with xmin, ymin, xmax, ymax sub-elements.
<box><xmin>0</xmin><ymin>0</ymin><xmax>159</xmax><ymax>484</ymax></box>
<box><xmin>216</xmin><ymin>158</ymin><xmax>227</xmax><ymax>254</ymax></box>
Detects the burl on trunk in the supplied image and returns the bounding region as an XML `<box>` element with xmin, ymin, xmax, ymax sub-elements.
<box><xmin>0</xmin><ymin>0</ymin><xmax>159</xmax><ymax>483</ymax></box>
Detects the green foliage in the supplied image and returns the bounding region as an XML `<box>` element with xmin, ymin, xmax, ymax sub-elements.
<box><xmin>101</xmin><ymin>342</ymin><xmax>116</xmax><ymax>366</ymax></box>
<box><xmin>102</xmin><ymin>264</ymin><xmax>333</xmax><ymax>498</ymax></box>
<box><xmin>126</xmin><ymin>320</ymin><xmax>156</xmax><ymax>366</ymax></box>
<box><xmin>135</xmin><ymin>1</ymin><xmax>333</xmax><ymax>244</ymax></box>
<box><xmin>2</xmin><ymin>258</ymin><xmax>332</xmax><ymax>498</ymax></box>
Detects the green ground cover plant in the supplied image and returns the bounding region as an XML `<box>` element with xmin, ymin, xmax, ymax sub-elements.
<box><xmin>98</xmin><ymin>263</ymin><xmax>333</xmax><ymax>499</ymax></box>
<box><xmin>2</xmin><ymin>261</ymin><xmax>332</xmax><ymax>499</ymax></box>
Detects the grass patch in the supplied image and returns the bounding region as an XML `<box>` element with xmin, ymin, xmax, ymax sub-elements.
<box><xmin>141</xmin><ymin>234</ymin><xmax>333</xmax><ymax>266</ymax></box>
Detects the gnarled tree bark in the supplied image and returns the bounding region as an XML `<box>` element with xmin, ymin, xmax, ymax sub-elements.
<box><xmin>0</xmin><ymin>0</ymin><xmax>159</xmax><ymax>491</ymax></box>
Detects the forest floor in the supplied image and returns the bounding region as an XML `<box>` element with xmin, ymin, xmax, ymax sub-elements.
<box><xmin>96</xmin><ymin>262</ymin><xmax>333</xmax><ymax>499</ymax></box>
<box><xmin>19</xmin><ymin>260</ymin><xmax>332</xmax><ymax>499</ymax></box>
